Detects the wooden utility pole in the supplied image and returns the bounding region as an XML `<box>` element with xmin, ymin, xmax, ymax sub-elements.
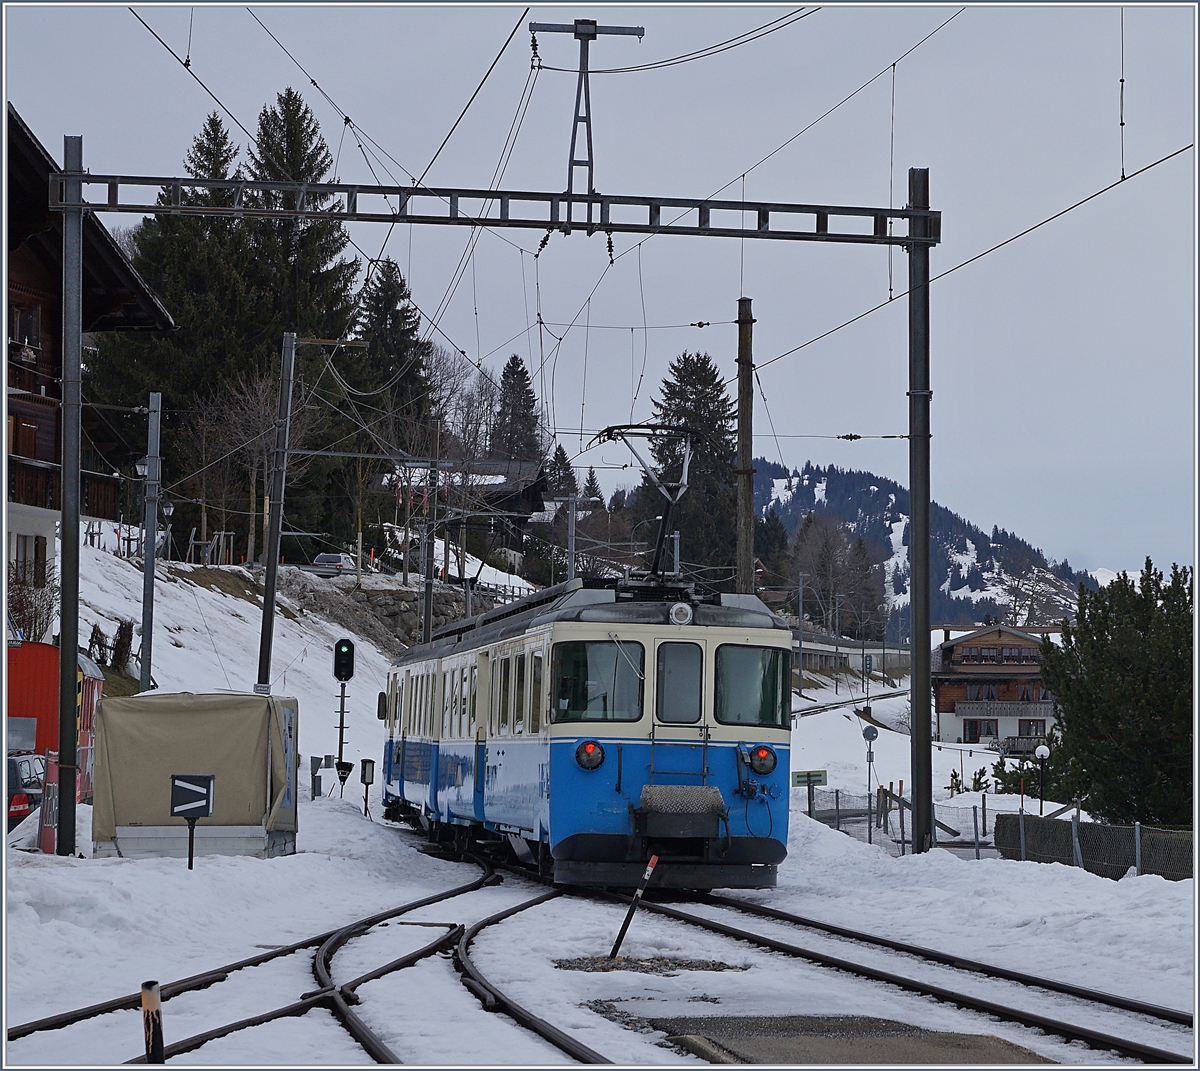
<box><xmin>255</xmin><ymin>332</ymin><xmax>296</xmax><ymax>695</ymax></box>
<box><xmin>735</xmin><ymin>297</ymin><xmax>755</xmax><ymax>593</ymax></box>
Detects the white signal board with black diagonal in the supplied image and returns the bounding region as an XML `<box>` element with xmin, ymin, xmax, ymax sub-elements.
<box><xmin>170</xmin><ymin>774</ymin><xmax>215</xmax><ymax>819</ymax></box>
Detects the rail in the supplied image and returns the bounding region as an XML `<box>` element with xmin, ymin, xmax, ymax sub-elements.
<box><xmin>620</xmin><ymin>897</ymin><xmax>1191</xmax><ymax>1063</ymax></box>
<box><xmin>8</xmin><ymin>865</ymin><xmax>495</xmax><ymax>1064</ymax></box>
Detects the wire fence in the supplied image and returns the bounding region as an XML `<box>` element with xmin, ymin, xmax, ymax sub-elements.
<box><xmin>993</xmin><ymin>812</ymin><xmax>1192</xmax><ymax>881</ymax></box>
<box><xmin>802</xmin><ymin>785</ymin><xmax>1192</xmax><ymax>879</ymax></box>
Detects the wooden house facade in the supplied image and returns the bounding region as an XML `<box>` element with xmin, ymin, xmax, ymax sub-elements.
<box><xmin>931</xmin><ymin>624</ymin><xmax>1057</xmax><ymax>754</ymax></box>
<box><xmin>7</xmin><ymin>104</ymin><xmax>173</xmax><ymax>621</ymax></box>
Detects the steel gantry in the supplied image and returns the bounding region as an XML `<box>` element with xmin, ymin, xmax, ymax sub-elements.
<box><xmin>49</xmin><ymin>153</ymin><xmax>941</xmax><ymax>855</ymax></box>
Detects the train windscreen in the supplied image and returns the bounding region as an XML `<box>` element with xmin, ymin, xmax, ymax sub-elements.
<box><xmin>714</xmin><ymin>645</ymin><xmax>789</xmax><ymax>727</ymax></box>
<box><xmin>551</xmin><ymin>641</ymin><xmax>644</xmax><ymax>722</ymax></box>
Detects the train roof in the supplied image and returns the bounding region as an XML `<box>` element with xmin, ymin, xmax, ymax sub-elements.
<box><xmin>391</xmin><ymin>578</ymin><xmax>791</xmax><ymax>667</ymax></box>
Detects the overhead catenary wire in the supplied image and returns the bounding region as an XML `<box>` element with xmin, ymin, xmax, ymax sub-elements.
<box><xmin>602</xmin><ymin>7</ymin><xmax>965</xmax><ymax>276</ymax></box>
<box><xmin>538</xmin><ymin>8</ymin><xmax>817</xmax><ymax>75</ymax></box>
<box><xmin>750</xmin><ymin>143</ymin><xmax>1193</xmax><ymax>379</ymax></box>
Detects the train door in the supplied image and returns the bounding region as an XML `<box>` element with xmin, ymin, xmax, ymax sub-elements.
<box><xmin>650</xmin><ymin>637</ymin><xmax>710</xmax><ymax>785</ymax></box>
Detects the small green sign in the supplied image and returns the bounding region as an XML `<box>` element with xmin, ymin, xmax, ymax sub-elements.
<box><xmin>792</xmin><ymin>770</ymin><xmax>827</xmax><ymax>787</ymax></box>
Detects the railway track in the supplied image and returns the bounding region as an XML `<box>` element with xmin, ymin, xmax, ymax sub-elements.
<box><xmin>14</xmin><ymin>817</ymin><xmax>1187</xmax><ymax>1067</ymax></box>
<box><xmin>6</xmin><ymin>853</ymin><xmax>614</xmax><ymax>1066</ymax></box>
<box><xmin>605</xmin><ymin>891</ymin><xmax>1193</xmax><ymax>1064</ymax></box>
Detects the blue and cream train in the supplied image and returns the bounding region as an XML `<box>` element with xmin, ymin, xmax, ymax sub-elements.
<box><xmin>380</xmin><ymin>577</ymin><xmax>793</xmax><ymax>888</ymax></box>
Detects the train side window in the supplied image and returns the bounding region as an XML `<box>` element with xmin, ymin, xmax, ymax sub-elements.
<box><xmin>443</xmin><ymin>672</ymin><xmax>451</xmax><ymax>738</ymax></box>
<box><xmin>489</xmin><ymin>661</ymin><xmax>498</xmax><ymax>734</ymax></box>
<box><xmin>469</xmin><ymin>665</ymin><xmax>478</xmax><ymax>736</ymax></box>
<box><xmin>656</xmin><ymin>642</ymin><xmax>703</xmax><ymax>723</ymax></box>
<box><xmin>551</xmin><ymin>641</ymin><xmax>644</xmax><ymax>722</ymax></box>
<box><xmin>530</xmin><ymin>651</ymin><xmax>543</xmax><ymax>734</ymax></box>
<box><xmin>450</xmin><ymin>670</ymin><xmax>459</xmax><ymax>738</ymax></box>
<box><xmin>514</xmin><ymin>653</ymin><xmax>526</xmax><ymax>735</ymax></box>
<box><xmin>454</xmin><ymin>668</ymin><xmax>463</xmax><ymax>737</ymax></box>
<box><xmin>499</xmin><ymin>658</ymin><xmax>511</xmax><ymax>734</ymax></box>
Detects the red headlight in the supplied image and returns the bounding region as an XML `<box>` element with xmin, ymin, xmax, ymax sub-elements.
<box><xmin>748</xmin><ymin>746</ymin><xmax>777</xmax><ymax>775</ymax></box>
<box><xmin>575</xmin><ymin>741</ymin><xmax>605</xmax><ymax>770</ymax></box>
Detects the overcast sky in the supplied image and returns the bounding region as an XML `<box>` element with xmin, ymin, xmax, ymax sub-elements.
<box><xmin>5</xmin><ymin>3</ymin><xmax>1195</xmax><ymax>575</ymax></box>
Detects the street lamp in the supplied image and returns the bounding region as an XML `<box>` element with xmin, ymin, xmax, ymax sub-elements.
<box><xmin>1034</xmin><ymin>743</ymin><xmax>1050</xmax><ymax>816</ymax></box>
<box><xmin>161</xmin><ymin>500</ymin><xmax>174</xmax><ymax>562</ymax></box>
<box><xmin>135</xmin><ymin>456</ymin><xmax>149</xmax><ymax>478</ymax></box>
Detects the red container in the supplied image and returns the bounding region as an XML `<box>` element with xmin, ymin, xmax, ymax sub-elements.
<box><xmin>7</xmin><ymin>642</ymin><xmax>101</xmax><ymax>802</ymax></box>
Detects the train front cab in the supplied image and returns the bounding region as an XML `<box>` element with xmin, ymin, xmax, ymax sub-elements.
<box><xmin>547</xmin><ymin>620</ymin><xmax>791</xmax><ymax>889</ymax></box>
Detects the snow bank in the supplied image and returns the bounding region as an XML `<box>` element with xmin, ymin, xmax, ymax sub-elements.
<box><xmin>76</xmin><ymin>545</ymin><xmax>392</xmax><ymax>771</ymax></box>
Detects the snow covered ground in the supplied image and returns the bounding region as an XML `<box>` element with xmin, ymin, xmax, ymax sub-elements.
<box><xmin>75</xmin><ymin>544</ymin><xmax>396</xmax><ymax>774</ymax></box>
<box><xmin>7</xmin><ymin>781</ymin><xmax>1193</xmax><ymax>1064</ymax></box>
<box><xmin>6</xmin><ymin>546</ymin><xmax>1192</xmax><ymax>1064</ymax></box>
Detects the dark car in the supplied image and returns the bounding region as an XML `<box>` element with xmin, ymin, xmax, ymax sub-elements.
<box><xmin>7</xmin><ymin>753</ymin><xmax>45</xmax><ymax>832</ymax></box>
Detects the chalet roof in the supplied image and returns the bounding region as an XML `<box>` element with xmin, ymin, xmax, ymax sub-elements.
<box><xmin>7</xmin><ymin>103</ymin><xmax>175</xmax><ymax>332</ymax></box>
<box><xmin>937</xmin><ymin>624</ymin><xmax>1049</xmax><ymax>651</ymax></box>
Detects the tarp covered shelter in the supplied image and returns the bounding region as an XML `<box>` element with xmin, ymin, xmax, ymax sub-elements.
<box><xmin>93</xmin><ymin>693</ymin><xmax>298</xmax><ymax>859</ymax></box>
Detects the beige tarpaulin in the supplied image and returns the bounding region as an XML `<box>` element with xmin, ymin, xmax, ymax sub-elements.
<box><xmin>93</xmin><ymin>693</ymin><xmax>297</xmax><ymax>841</ymax></box>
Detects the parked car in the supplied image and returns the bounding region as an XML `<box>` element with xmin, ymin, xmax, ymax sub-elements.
<box><xmin>7</xmin><ymin>753</ymin><xmax>45</xmax><ymax>832</ymax></box>
<box><xmin>314</xmin><ymin>553</ymin><xmax>356</xmax><ymax>572</ymax></box>
<box><xmin>295</xmin><ymin>552</ymin><xmax>361</xmax><ymax>578</ymax></box>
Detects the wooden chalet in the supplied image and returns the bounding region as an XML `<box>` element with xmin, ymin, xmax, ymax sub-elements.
<box><xmin>932</xmin><ymin>624</ymin><xmax>1057</xmax><ymax>753</ymax></box>
<box><xmin>7</xmin><ymin>104</ymin><xmax>174</xmax><ymax>605</ymax></box>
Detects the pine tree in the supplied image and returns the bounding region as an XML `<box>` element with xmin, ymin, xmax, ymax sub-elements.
<box><xmin>582</xmin><ymin>467</ymin><xmax>603</xmax><ymax>505</ymax></box>
<box><xmin>244</xmin><ymin>87</ymin><xmax>360</xmax><ymax>358</ymax></box>
<box><xmin>754</xmin><ymin>509</ymin><xmax>789</xmax><ymax>580</ymax></box>
<box><xmin>353</xmin><ymin>257</ymin><xmax>432</xmax><ymax>417</ymax></box>
<box><xmin>489</xmin><ymin>355</ymin><xmax>543</xmax><ymax>463</ymax></box>
<box><xmin>546</xmin><ymin>444</ymin><xmax>578</xmax><ymax>498</ymax></box>
<box><xmin>649</xmin><ymin>352</ymin><xmax>735</xmax><ymax>478</ymax></box>
<box><xmin>630</xmin><ymin>351</ymin><xmax>737</xmax><ymax>579</ymax></box>
<box><xmin>86</xmin><ymin>113</ymin><xmax>257</xmax><ymax>410</ymax></box>
<box><xmin>1039</xmin><ymin>558</ymin><xmax>1193</xmax><ymax>824</ymax></box>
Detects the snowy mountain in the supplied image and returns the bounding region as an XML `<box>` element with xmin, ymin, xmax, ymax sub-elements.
<box><xmin>753</xmin><ymin>459</ymin><xmax>1100</xmax><ymax>636</ymax></box>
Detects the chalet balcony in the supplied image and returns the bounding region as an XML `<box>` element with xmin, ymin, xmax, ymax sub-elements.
<box><xmin>1001</xmin><ymin>735</ymin><xmax>1048</xmax><ymax>756</ymax></box>
<box><xmin>955</xmin><ymin>700</ymin><xmax>1054</xmax><ymax>721</ymax></box>
<box><xmin>8</xmin><ymin>455</ymin><xmax>122</xmax><ymax>521</ymax></box>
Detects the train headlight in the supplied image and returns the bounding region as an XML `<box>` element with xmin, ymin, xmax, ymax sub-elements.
<box><xmin>748</xmin><ymin>745</ymin><xmax>777</xmax><ymax>775</ymax></box>
<box><xmin>575</xmin><ymin>740</ymin><xmax>605</xmax><ymax>770</ymax></box>
<box><xmin>669</xmin><ymin>602</ymin><xmax>694</xmax><ymax>626</ymax></box>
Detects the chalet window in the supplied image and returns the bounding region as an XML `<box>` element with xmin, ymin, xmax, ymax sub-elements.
<box><xmin>1039</xmin><ymin>686</ymin><xmax>1053</xmax><ymax>701</ymax></box>
<box><xmin>1019</xmin><ymin>719</ymin><xmax>1046</xmax><ymax>737</ymax></box>
<box><xmin>967</xmin><ymin>683</ymin><xmax>998</xmax><ymax>701</ymax></box>
<box><xmin>10</xmin><ymin>305</ymin><xmax>41</xmax><ymax>350</ymax></box>
<box><xmin>1021</xmin><ymin>647</ymin><xmax>1039</xmax><ymax>662</ymax></box>
<box><xmin>962</xmin><ymin>719</ymin><xmax>997</xmax><ymax>743</ymax></box>
<box><xmin>1017</xmin><ymin>684</ymin><xmax>1033</xmax><ymax>702</ymax></box>
<box><xmin>980</xmin><ymin>647</ymin><xmax>998</xmax><ymax>662</ymax></box>
<box><xmin>1002</xmin><ymin>646</ymin><xmax>1019</xmax><ymax>661</ymax></box>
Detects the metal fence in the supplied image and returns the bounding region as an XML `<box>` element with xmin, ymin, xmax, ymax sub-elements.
<box><xmin>993</xmin><ymin>812</ymin><xmax>1192</xmax><ymax>881</ymax></box>
<box><xmin>805</xmin><ymin>786</ymin><xmax>997</xmax><ymax>855</ymax></box>
<box><xmin>803</xmin><ymin>787</ymin><xmax>1191</xmax><ymax>879</ymax></box>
